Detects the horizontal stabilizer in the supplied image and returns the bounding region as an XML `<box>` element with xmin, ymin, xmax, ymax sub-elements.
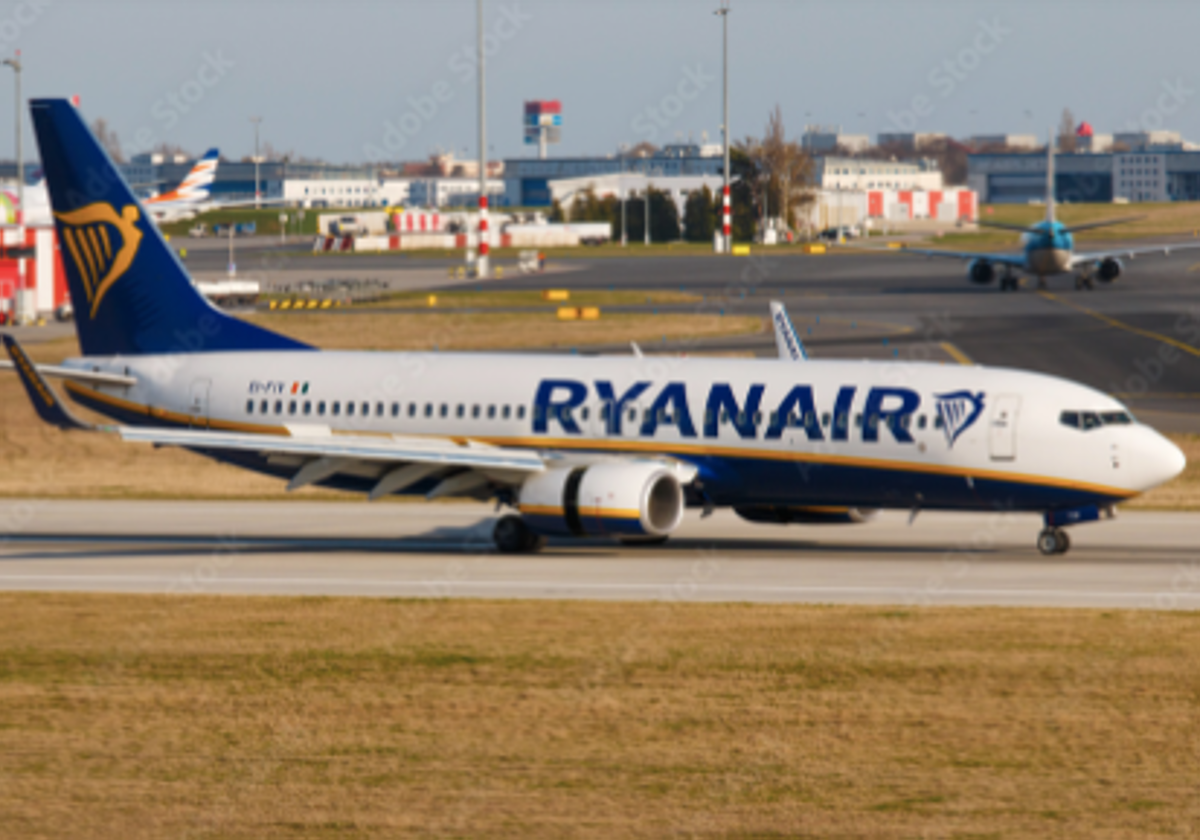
<box><xmin>2</xmin><ymin>335</ymin><xmax>95</xmax><ymax>431</ymax></box>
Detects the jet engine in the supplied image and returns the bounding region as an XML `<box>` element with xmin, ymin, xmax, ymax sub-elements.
<box><xmin>518</xmin><ymin>462</ymin><xmax>686</xmax><ymax>539</ymax></box>
<box><xmin>1097</xmin><ymin>257</ymin><xmax>1122</xmax><ymax>283</ymax></box>
<box><xmin>967</xmin><ymin>259</ymin><xmax>996</xmax><ymax>285</ymax></box>
<box><xmin>733</xmin><ymin>506</ymin><xmax>879</xmax><ymax>525</ymax></box>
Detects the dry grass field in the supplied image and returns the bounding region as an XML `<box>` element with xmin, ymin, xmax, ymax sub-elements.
<box><xmin>0</xmin><ymin>594</ymin><xmax>1197</xmax><ymax>838</ymax></box>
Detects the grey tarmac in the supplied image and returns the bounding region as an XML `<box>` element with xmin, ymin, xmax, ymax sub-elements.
<box><xmin>1</xmin><ymin>500</ymin><xmax>1197</xmax><ymax>609</ymax></box>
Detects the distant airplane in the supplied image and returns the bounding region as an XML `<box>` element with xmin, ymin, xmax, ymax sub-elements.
<box><xmin>1</xmin><ymin>99</ymin><xmax>1186</xmax><ymax>559</ymax></box>
<box><xmin>5</xmin><ymin>148</ymin><xmax>283</xmax><ymax>227</ymax></box>
<box><xmin>897</xmin><ymin>131</ymin><xmax>1200</xmax><ymax>291</ymax></box>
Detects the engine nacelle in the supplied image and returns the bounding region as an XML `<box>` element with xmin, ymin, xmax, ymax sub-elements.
<box><xmin>518</xmin><ymin>463</ymin><xmax>686</xmax><ymax>538</ymax></box>
<box><xmin>967</xmin><ymin>259</ymin><xmax>996</xmax><ymax>285</ymax></box>
<box><xmin>734</xmin><ymin>506</ymin><xmax>879</xmax><ymax>526</ymax></box>
<box><xmin>1097</xmin><ymin>257</ymin><xmax>1122</xmax><ymax>282</ymax></box>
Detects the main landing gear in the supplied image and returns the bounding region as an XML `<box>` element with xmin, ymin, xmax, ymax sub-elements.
<box><xmin>493</xmin><ymin>515</ymin><xmax>546</xmax><ymax>554</ymax></box>
<box><xmin>999</xmin><ymin>273</ymin><xmax>1019</xmax><ymax>292</ymax></box>
<box><xmin>1074</xmin><ymin>273</ymin><xmax>1095</xmax><ymax>291</ymax></box>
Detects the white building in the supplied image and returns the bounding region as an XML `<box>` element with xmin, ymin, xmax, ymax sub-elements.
<box><xmin>548</xmin><ymin>173</ymin><xmax>730</xmax><ymax>226</ymax></box>
<box><xmin>812</xmin><ymin>157</ymin><xmax>944</xmax><ymax>191</ymax></box>
<box><xmin>1113</xmin><ymin>153</ymin><xmax>1168</xmax><ymax>202</ymax></box>
<box><xmin>407</xmin><ymin>178</ymin><xmax>506</xmax><ymax>208</ymax></box>
<box><xmin>1113</xmin><ymin>130</ymin><xmax>1185</xmax><ymax>151</ymax></box>
<box><xmin>284</xmin><ymin>178</ymin><xmax>383</xmax><ymax>208</ymax></box>
<box><xmin>969</xmin><ymin>134</ymin><xmax>1039</xmax><ymax>150</ymax></box>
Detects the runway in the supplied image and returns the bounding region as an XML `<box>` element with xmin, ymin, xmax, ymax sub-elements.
<box><xmin>2</xmin><ymin>501</ymin><xmax>1197</xmax><ymax>609</ymax></box>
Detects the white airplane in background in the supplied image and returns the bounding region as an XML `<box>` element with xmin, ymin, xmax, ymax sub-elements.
<box><xmin>6</xmin><ymin>148</ymin><xmax>283</xmax><ymax>227</ymax></box>
<box><xmin>0</xmin><ymin>99</ymin><xmax>1186</xmax><ymax>557</ymax></box>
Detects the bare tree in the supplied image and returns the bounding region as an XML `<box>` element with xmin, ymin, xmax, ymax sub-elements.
<box><xmin>1058</xmin><ymin>108</ymin><xmax>1077</xmax><ymax>153</ymax></box>
<box><xmin>91</xmin><ymin>118</ymin><xmax>124</xmax><ymax>163</ymax></box>
<box><xmin>737</xmin><ymin>105</ymin><xmax>814</xmax><ymax>231</ymax></box>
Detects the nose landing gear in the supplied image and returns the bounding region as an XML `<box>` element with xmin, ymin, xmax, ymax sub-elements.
<box><xmin>1037</xmin><ymin>527</ymin><xmax>1071</xmax><ymax>556</ymax></box>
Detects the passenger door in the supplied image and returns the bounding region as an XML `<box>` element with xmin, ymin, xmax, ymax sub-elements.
<box><xmin>988</xmin><ymin>394</ymin><xmax>1020</xmax><ymax>461</ymax></box>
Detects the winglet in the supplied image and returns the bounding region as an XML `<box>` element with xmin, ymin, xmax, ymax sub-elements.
<box><xmin>769</xmin><ymin>301</ymin><xmax>808</xmax><ymax>361</ymax></box>
<box><xmin>2</xmin><ymin>335</ymin><xmax>94</xmax><ymax>430</ymax></box>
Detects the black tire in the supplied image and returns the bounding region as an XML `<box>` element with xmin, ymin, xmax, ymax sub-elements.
<box><xmin>618</xmin><ymin>535</ymin><xmax>670</xmax><ymax>547</ymax></box>
<box><xmin>1037</xmin><ymin>529</ymin><xmax>1059</xmax><ymax>556</ymax></box>
<box><xmin>1054</xmin><ymin>529</ymin><xmax>1071</xmax><ymax>555</ymax></box>
<box><xmin>493</xmin><ymin>515</ymin><xmax>543</xmax><ymax>554</ymax></box>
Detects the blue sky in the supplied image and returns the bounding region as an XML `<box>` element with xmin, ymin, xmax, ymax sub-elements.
<box><xmin>4</xmin><ymin>0</ymin><xmax>1199</xmax><ymax>164</ymax></box>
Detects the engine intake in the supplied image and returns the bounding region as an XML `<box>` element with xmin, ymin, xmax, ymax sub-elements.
<box><xmin>967</xmin><ymin>259</ymin><xmax>995</xmax><ymax>285</ymax></box>
<box><xmin>1097</xmin><ymin>257</ymin><xmax>1122</xmax><ymax>282</ymax></box>
<box><xmin>519</xmin><ymin>463</ymin><xmax>686</xmax><ymax>538</ymax></box>
<box><xmin>734</xmin><ymin>506</ymin><xmax>879</xmax><ymax>525</ymax></box>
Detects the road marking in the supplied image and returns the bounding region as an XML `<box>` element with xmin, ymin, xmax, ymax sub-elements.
<box><xmin>940</xmin><ymin>342</ymin><xmax>974</xmax><ymax>365</ymax></box>
<box><xmin>1038</xmin><ymin>291</ymin><xmax>1200</xmax><ymax>359</ymax></box>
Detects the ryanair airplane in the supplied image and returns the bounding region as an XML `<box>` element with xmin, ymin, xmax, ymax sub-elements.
<box><xmin>1</xmin><ymin>100</ymin><xmax>1187</xmax><ymax>556</ymax></box>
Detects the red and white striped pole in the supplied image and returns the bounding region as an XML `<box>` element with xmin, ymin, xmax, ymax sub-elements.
<box><xmin>477</xmin><ymin>194</ymin><xmax>490</xmax><ymax>278</ymax></box>
<box><xmin>722</xmin><ymin>185</ymin><xmax>731</xmax><ymax>251</ymax></box>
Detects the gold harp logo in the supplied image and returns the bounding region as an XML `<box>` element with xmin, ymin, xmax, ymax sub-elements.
<box><xmin>55</xmin><ymin>203</ymin><xmax>144</xmax><ymax>318</ymax></box>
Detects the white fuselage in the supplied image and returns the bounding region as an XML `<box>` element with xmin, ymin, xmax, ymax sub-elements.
<box><xmin>59</xmin><ymin>351</ymin><xmax>1184</xmax><ymax>512</ymax></box>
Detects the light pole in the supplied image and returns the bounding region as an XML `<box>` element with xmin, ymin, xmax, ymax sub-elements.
<box><xmin>715</xmin><ymin>2</ymin><xmax>731</xmax><ymax>253</ymax></box>
<box><xmin>644</xmin><ymin>182</ymin><xmax>651</xmax><ymax>246</ymax></box>
<box><xmin>619</xmin><ymin>143</ymin><xmax>628</xmax><ymax>247</ymax></box>
<box><xmin>3</xmin><ymin>52</ymin><xmax>24</xmax><ymax>301</ymax></box>
<box><xmin>250</xmin><ymin>116</ymin><xmax>262</xmax><ymax>209</ymax></box>
<box><xmin>476</xmin><ymin>0</ymin><xmax>490</xmax><ymax>279</ymax></box>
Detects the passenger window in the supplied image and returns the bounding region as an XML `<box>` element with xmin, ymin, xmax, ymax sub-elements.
<box><xmin>288</xmin><ymin>401</ymin><xmax>297</xmax><ymax>416</ymax></box>
<box><xmin>260</xmin><ymin>400</ymin><xmax>269</xmax><ymax>414</ymax></box>
<box><xmin>304</xmin><ymin>401</ymin><xmax>312</xmax><ymax>416</ymax></box>
<box><xmin>582</xmin><ymin>407</ymin><xmax>590</xmax><ymax>422</ymax></box>
<box><xmin>347</xmin><ymin>402</ymin><xmax>356</xmax><ymax>417</ymax></box>
<box><xmin>333</xmin><ymin>402</ymin><xmax>341</xmax><ymax>416</ymax></box>
<box><xmin>1060</xmin><ymin>411</ymin><xmax>1080</xmax><ymax>429</ymax></box>
<box><xmin>391</xmin><ymin>403</ymin><xmax>400</xmax><ymax>418</ymax></box>
<box><xmin>503</xmin><ymin>405</ymin><xmax>511</xmax><ymax>420</ymax></box>
<box><xmin>456</xmin><ymin>404</ymin><xmax>465</xmax><ymax>419</ymax></box>
<box><xmin>472</xmin><ymin>405</ymin><xmax>481</xmax><ymax>419</ymax></box>
<box><xmin>488</xmin><ymin>405</ymin><xmax>496</xmax><ymax>420</ymax></box>
<box><xmin>376</xmin><ymin>403</ymin><xmax>385</xmax><ymax>417</ymax></box>
<box><xmin>628</xmin><ymin>408</ymin><xmax>637</xmax><ymax>422</ymax></box>
<box><xmin>754</xmin><ymin>412</ymin><xmax>762</xmax><ymax>426</ymax></box>
<box><xmin>362</xmin><ymin>402</ymin><xmax>370</xmax><ymax>417</ymax></box>
<box><xmin>318</xmin><ymin>402</ymin><xmax>327</xmax><ymax>416</ymax></box>
<box><xmin>275</xmin><ymin>400</ymin><xmax>283</xmax><ymax>415</ymax></box>
<box><xmin>440</xmin><ymin>404</ymin><xmax>448</xmax><ymax>418</ymax></box>
<box><xmin>424</xmin><ymin>404</ymin><xmax>433</xmax><ymax>418</ymax></box>
<box><xmin>246</xmin><ymin>400</ymin><xmax>254</xmax><ymax>415</ymax></box>
<box><xmin>518</xmin><ymin>406</ymin><xmax>526</xmax><ymax>420</ymax></box>
<box><xmin>918</xmin><ymin>415</ymin><xmax>927</xmax><ymax>430</ymax></box>
<box><xmin>854</xmin><ymin>413</ymin><xmax>863</xmax><ymax>428</ymax></box>
<box><xmin>409</xmin><ymin>404</ymin><xmax>417</xmax><ymax>418</ymax></box>
<box><xmin>934</xmin><ymin>415</ymin><xmax>943</xmax><ymax>429</ymax></box>
<box><xmin>822</xmin><ymin>412</ymin><xmax>831</xmax><ymax>428</ymax></box>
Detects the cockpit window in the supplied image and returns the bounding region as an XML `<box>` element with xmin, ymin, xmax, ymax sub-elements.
<box><xmin>1061</xmin><ymin>410</ymin><xmax>1135</xmax><ymax>431</ymax></box>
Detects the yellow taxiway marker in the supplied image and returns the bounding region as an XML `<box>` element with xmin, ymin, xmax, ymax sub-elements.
<box><xmin>1038</xmin><ymin>291</ymin><xmax>1200</xmax><ymax>359</ymax></box>
<box><xmin>940</xmin><ymin>342</ymin><xmax>974</xmax><ymax>366</ymax></box>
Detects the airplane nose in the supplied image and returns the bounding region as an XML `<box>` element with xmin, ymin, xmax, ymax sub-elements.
<box><xmin>1144</xmin><ymin>431</ymin><xmax>1187</xmax><ymax>489</ymax></box>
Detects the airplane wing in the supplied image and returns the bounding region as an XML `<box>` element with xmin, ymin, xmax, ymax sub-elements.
<box><xmin>1069</xmin><ymin>242</ymin><xmax>1200</xmax><ymax>267</ymax></box>
<box><xmin>769</xmin><ymin>301</ymin><xmax>807</xmax><ymax>361</ymax></box>
<box><xmin>892</xmin><ymin>247</ymin><xmax>1027</xmax><ymax>267</ymax></box>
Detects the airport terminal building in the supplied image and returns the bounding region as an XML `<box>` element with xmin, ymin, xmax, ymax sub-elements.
<box><xmin>969</xmin><ymin>148</ymin><xmax>1200</xmax><ymax>204</ymax></box>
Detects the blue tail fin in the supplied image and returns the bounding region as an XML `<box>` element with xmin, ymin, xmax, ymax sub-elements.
<box><xmin>29</xmin><ymin>98</ymin><xmax>311</xmax><ymax>356</ymax></box>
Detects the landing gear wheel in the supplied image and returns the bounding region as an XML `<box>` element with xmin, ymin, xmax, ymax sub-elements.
<box><xmin>1037</xmin><ymin>528</ymin><xmax>1070</xmax><ymax>556</ymax></box>
<box><xmin>493</xmin><ymin>515</ymin><xmax>545</xmax><ymax>554</ymax></box>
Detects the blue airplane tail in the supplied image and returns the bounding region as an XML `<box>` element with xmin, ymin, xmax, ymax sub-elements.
<box><xmin>29</xmin><ymin>98</ymin><xmax>311</xmax><ymax>357</ymax></box>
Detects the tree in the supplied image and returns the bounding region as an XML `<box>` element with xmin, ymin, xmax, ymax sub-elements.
<box><xmin>736</xmin><ymin>105</ymin><xmax>814</xmax><ymax>232</ymax></box>
<box><xmin>648</xmin><ymin>187</ymin><xmax>681</xmax><ymax>242</ymax></box>
<box><xmin>91</xmin><ymin>118</ymin><xmax>124</xmax><ymax>163</ymax></box>
<box><xmin>1058</xmin><ymin>108</ymin><xmax>1077</xmax><ymax>153</ymax></box>
<box><xmin>683</xmin><ymin>185</ymin><xmax>716</xmax><ymax>243</ymax></box>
